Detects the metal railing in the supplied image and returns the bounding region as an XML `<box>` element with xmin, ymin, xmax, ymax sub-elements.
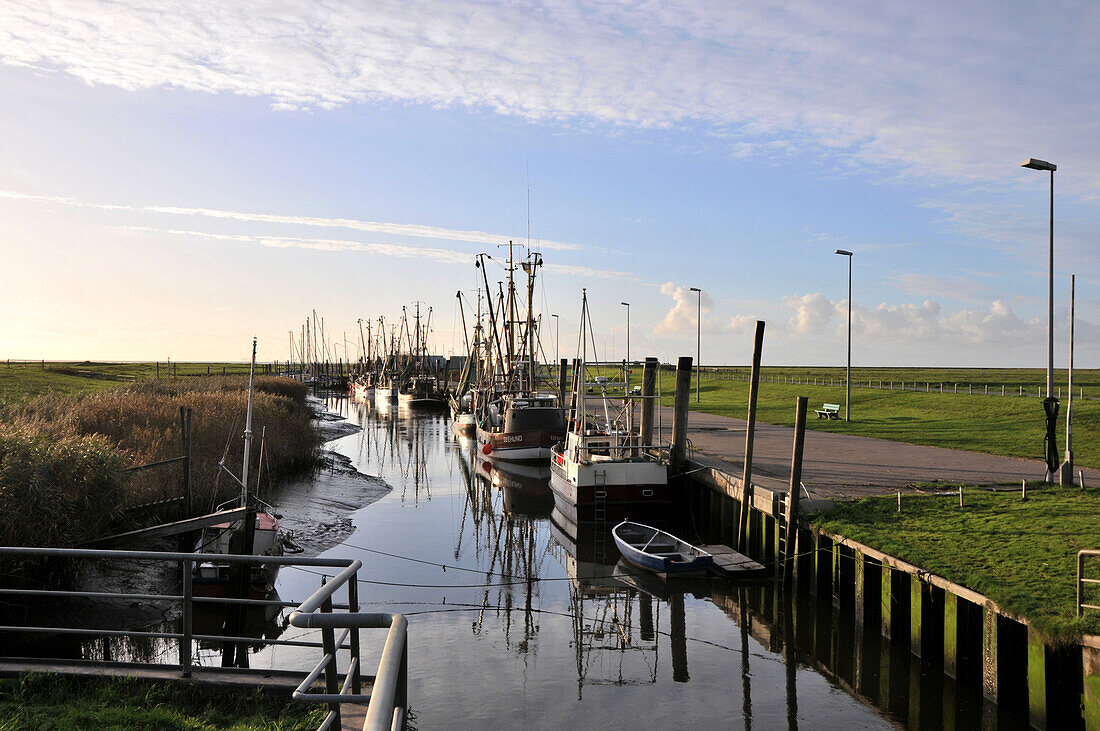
<box><xmin>1078</xmin><ymin>550</ymin><xmax>1100</xmax><ymax>617</ymax></box>
<box><xmin>0</xmin><ymin>546</ymin><xmax>408</xmax><ymax>730</ymax></box>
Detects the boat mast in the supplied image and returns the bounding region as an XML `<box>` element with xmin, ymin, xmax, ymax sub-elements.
<box><xmin>506</xmin><ymin>241</ymin><xmax>516</xmax><ymax>386</ymax></box>
<box><xmin>241</xmin><ymin>337</ymin><xmax>257</xmax><ymax>506</ymax></box>
<box><xmin>524</xmin><ymin>251</ymin><xmax>540</xmax><ymax>393</ymax></box>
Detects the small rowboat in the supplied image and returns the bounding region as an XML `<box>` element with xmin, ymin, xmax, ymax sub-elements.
<box><xmin>612</xmin><ymin>520</ymin><xmax>713</xmax><ymax>575</ymax></box>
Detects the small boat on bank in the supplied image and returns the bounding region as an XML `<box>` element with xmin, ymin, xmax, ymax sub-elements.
<box><xmin>612</xmin><ymin>521</ymin><xmax>713</xmax><ymax>575</ymax></box>
<box><xmin>192</xmin><ymin>338</ymin><xmax>284</xmax><ymax>598</ymax></box>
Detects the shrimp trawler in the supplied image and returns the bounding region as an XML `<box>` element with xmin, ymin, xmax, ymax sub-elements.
<box><xmin>549</xmin><ymin>290</ymin><xmax>671</xmax><ymax>524</ymax></box>
<box><xmin>473</xmin><ymin>244</ymin><xmax>565</xmax><ymax>461</ymax></box>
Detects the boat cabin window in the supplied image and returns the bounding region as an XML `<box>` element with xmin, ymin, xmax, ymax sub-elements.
<box><xmin>504</xmin><ymin>406</ymin><xmax>565</xmax><ymax>433</ymax></box>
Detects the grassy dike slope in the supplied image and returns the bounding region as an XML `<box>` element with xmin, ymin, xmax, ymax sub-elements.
<box><xmin>810</xmin><ymin>485</ymin><xmax>1100</xmax><ymax>641</ymax></box>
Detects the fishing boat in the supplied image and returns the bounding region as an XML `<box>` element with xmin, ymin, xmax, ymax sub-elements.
<box><xmin>477</xmin><ymin>391</ymin><xmax>564</xmax><ymax>461</ymax></box>
<box><xmin>192</xmin><ymin>338</ymin><xmax>283</xmax><ymax>598</ymax></box>
<box><xmin>612</xmin><ymin>521</ymin><xmax>713</xmax><ymax>575</ymax></box>
<box><xmin>473</xmin><ymin>246</ymin><xmax>565</xmax><ymax>461</ymax></box>
<box><xmin>398</xmin><ymin>374</ymin><xmax>446</xmax><ymax>409</ymax></box>
<box><xmin>549</xmin><ymin>291</ymin><xmax>670</xmax><ymax>523</ymax></box>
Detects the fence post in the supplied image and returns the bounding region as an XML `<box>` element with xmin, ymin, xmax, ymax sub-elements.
<box><xmin>349</xmin><ymin>570</ymin><xmax>362</xmax><ymax>694</ymax></box>
<box><xmin>181</xmin><ymin>559</ymin><xmax>193</xmax><ymax>677</ymax></box>
<box><xmin>320</xmin><ymin>580</ymin><xmax>341</xmax><ymax>728</ymax></box>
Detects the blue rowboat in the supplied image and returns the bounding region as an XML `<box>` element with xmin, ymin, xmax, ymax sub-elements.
<box><xmin>612</xmin><ymin>520</ymin><xmax>713</xmax><ymax>575</ymax></box>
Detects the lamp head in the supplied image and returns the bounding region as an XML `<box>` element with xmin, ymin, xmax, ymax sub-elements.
<box><xmin>689</xmin><ymin>287</ymin><xmax>701</xmax><ymax>292</ymax></box>
<box><xmin>1021</xmin><ymin>158</ymin><xmax>1056</xmax><ymax>172</ymax></box>
<box><xmin>621</xmin><ymin>301</ymin><xmax>630</xmax><ymax>306</ymax></box>
<box><xmin>835</xmin><ymin>249</ymin><xmax>853</xmax><ymax>256</ymax></box>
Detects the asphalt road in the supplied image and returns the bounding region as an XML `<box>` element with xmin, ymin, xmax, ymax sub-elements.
<box><xmin>654</xmin><ymin>406</ymin><xmax>1099</xmax><ymax>499</ymax></box>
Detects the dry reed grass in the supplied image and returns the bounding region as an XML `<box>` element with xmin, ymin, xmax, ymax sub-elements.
<box><xmin>0</xmin><ymin>376</ymin><xmax>316</xmax><ymax>550</ymax></box>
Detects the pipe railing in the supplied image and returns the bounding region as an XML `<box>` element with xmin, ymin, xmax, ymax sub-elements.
<box><xmin>1078</xmin><ymin>550</ymin><xmax>1100</xmax><ymax>617</ymax></box>
<box><xmin>0</xmin><ymin>546</ymin><xmax>408</xmax><ymax>730</ymax></box>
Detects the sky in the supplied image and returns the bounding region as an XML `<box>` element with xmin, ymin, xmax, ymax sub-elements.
<box><xmin>2</xmin><ymin>1</ymin><xmax>1099</xmax><ymax>368</ymax></box>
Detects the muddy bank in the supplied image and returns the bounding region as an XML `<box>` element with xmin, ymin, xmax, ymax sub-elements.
<box><xmin>273</xmin><ymin>449</ymin><xmax>389</xmax><ymax>556</ymax></box>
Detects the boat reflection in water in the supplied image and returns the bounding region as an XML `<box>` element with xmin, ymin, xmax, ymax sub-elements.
<box><xmin>475</xmin><ymin>452</ymin><xmax>554</xmax><ymax>519</ymax></box>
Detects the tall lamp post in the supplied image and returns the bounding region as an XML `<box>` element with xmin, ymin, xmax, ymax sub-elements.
<box><xmin>621</xmin><ymin>302</ymin><xmax>631</xmax><ymax>363</ymax></box>
<box><xmin>689</xmin><ymin>287</ymin><xmax>701</xmax><ymax>402</ymax></box>
<box><xmin>835</xmin><ymin>250</ymin><xmax>853</xmax><ymax>421</ymax></box>
<box><xmin>1022</xmin><ymin>157</ymin><xmax>1058</xmax><ymax>482</ymax></box>
<box><xmin>551</xmin><ymin>313</ymin><xmax>559</xmax><ymax>365</ymax></box>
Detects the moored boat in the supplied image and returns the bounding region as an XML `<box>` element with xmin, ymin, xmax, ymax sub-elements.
<box><xmin>192</xmin><ymin>338</ymin><xmax>284</xmax><ymax>598</ymax></box>
<box><xmin>398</xmin><ymin>374</ymin><xmax>446</xmax><ymax>409</ymax></box>
<box><xmin>548</xmin><ymin>291</ymin><xmax>670</xmax><ymax>522</ymax></box>
<box><xmin>612</xmin><ymin>520</ymin><xmax>713</xmax><ymax>575</ymax></box>
<box><xmin>477</xmin><ymin>392</ymin><xmax>564</xmax><ymax>461</ymax></box>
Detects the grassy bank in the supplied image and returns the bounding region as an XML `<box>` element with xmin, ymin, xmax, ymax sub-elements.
<box><xmin>651</xmin><ymin>369</ymin><xmax>1100</xmax><ymax>467</ymax></box>
<box><xmin>0</xmin><ymin>376</ymin><xmax>316</xmax><ymax>549</ymax></box>
<box><xmin>809</xmin><ymin>484</ymin><xmax>1100</xmax><ymax>642</ymax></box>
<box><xmin>0</xmin><ymin>674</ymin><xmax>324</xmax><ymax>729</ymax></box>
<box><xmin>0</xmin><ymin>361</ymin><xmax>265</xmax><ymax>403</ymax></box>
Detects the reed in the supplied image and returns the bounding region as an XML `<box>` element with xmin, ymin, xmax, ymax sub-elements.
<box><xmin>0</xmin><ymin>376</ymin><xmax>317</xmax><ymax>550</ymax></box>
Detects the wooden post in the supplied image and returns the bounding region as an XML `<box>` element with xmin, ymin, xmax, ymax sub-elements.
<box><xmin>670</xmin><ymin>356</ymin><xmax>693</xmax><ymax>473</ymax></box>
<box><xmin>558</xmin><ymin>358</ymin><xmax>568</xmax><ymax>407</ymax></box>
<box><xmin>739</xmin><ymin>321</ymin><xmax>765</xmax><ymax>552</ymax></box>
<box><xmin>640</xmin><ymin>357</ymin><xmax>658</xmax><ymax>447</ymax></box>
<box><xmin>782</xmin><ymin>396</ymin><xmax>807</xmax><ymax>579</ymax></box>
<box><xmin>180</xmin><ymin>407</ymin><xmax>192</xmax><ymax>517</ymax></box>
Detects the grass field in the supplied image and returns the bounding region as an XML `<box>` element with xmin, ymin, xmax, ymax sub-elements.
<box><xmin>646</xmin><ymin>366</ymin><xmax>1100</xmax><ymax>467</ymax></box>
<box><xmin>809</xmin><ymin>484</ymin><xmax>1100</xmax><ymax>642</ymax></box>
<box><xmin>0</xmin><ymin>361</ymin><xmax>261</xmax><ymax>403</ymax></box>
<box><xmin>0</xmin><ymin>674</ymin><xmax>324</xmax><ymax>730</ymax></box>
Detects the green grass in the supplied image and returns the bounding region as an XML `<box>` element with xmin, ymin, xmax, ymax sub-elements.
<box><xmin>0</xmin><ymin>674</ymin><xmax>325</xmax><ymax>730</ymax></box>
<box><xmin>651</xmin><ymin>368</ymin><xmax>1100</xmax><ymax>467</ymax></box>
<box><xmin>809</xmin><ymin>484</ymin><xmax>1100</xmax><ymax>642</ymax></box>
<box><xmin>0</xmin><ymin>362</ymin><xmax>262</xmax><ymax>403</ymax></box>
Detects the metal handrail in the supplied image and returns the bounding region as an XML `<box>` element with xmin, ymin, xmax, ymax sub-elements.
<box><xmin>289</xmin><ymin>586</ymin><xmax>409</xmax><ymax>731</ymax></box>
<box><xmin>1078</xmin><ymin>550</ymin><xmax>1100</xmax><ymax>616</ymax></box>
<box><xmin>0</xmin><ymin>546</ymin><xmax>407</xmax><ymax>730</ymax></box>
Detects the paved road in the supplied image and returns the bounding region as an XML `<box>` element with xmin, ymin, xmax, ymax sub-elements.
<box><xmin>653</xmin><ymin>406</ymin><xmax>1099</xmax><ymax>499</ymax></box>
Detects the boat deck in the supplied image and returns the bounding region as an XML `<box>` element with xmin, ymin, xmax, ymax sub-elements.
<box><xmin>699</xmin><ymin>544</ymin><xmax>767</xmax><ymax>576</ymax></box>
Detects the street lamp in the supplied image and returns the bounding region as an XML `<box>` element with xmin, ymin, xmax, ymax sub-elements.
<box><xmin>835</xmin><ymin>250</ymin><xmax>853</xmax><ymax>421</ymax></box>
<box><xmin>1022</xmin><ymin>157</ymin><xmax>1058</xmax><ymax>481</ymax></box>
<box><xmin>689</xmin><ymin>287</ymin><xmax>701</xmax><ymax>402</ymax></box>
<box><xmin>620</xmin><ymin>302</ymin><xmax>630</xmax><ymax>363</ymax></box>
<box><xmin>551</xmin><ymin>313</ymin><xmax>559</xmax><ymax>365</ymax></box>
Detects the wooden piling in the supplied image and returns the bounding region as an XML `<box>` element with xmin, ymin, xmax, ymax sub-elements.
<box><xmin>669</xmin><ymin>356</ymin><xmax>693</xmax><ymax>473</ymax></box>
<box><xmin>558</xmin><ymin>358</ymin><xmax>568</xmax><ymax>406</ymax></box>
<box><xmin>640</xmin><ymin>357</ymin><xmax>658</xmax><ymax>447</ymax></box>
<box><xmin>1027</xmin><ymin>626</ymin><xmax>1049</xmax><ymax>730</ymax></box>
<box><xmin>982</xmin><ymin>605</ymin><xmax>999</xmax><ymax>702</ymax></box>
<box><xmin>739</xmin><ymin>321</ymin><xmax>765</xmax><ymax>552</ymax></box>
<box><xmin>782</xmin><ymin>396</ymin><xmax>807</xmax><ymax>581</ymax></box>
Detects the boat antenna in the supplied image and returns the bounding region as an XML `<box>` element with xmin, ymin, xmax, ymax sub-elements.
<box><xmin>242</xmin><ymin>337</ymin><xmax>257</xmax><ymax>506</ymax></box>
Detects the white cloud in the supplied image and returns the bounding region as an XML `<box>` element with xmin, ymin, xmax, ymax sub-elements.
<box><xmin>778</xmin><ymin>293</ymin><xmax>1059</xmax><ymax>348</ymax></box>
<box><xmin>726</xmin><ymin>314</ymin><xmax>757</xmax><ymax>333</ymax></box>
<box><xmin>653</xmin><ymin>282</ymin><xmax>712</xmax><ymax>335</ymax></box>
<box><xmin>785</xmin><ymin>292</ymin><xmax>837</xmax><ymax>334</ymax></box>
<box><xmin>2</xmin><ymin>2</ymin><xmax>1099</xmax><ymax>191</ymax></box>
<box><xmin>0</xmin><ymin>190</ymin><xmax>581</xmax><ymax>250</ymax></box>
<box><xmin>888</xmin><ymin>273</ymin><xmax>989</xmax><ymax>304</ymax></box>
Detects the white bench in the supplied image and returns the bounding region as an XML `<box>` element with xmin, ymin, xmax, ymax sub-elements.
<box><xmin>816</xmin><ymin>403</ymin><xmax>841</xmax><ymax>419</ymax></box>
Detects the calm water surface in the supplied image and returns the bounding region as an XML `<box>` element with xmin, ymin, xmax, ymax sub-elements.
<box><xmin>271</xmin><ymin>395</ymin><xmax>898</xmax><ymax>730</ymax></box>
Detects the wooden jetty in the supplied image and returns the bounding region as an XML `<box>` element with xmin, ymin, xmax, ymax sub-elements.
<box><xmin>700</xmin><ymin>544</ymin><xmax>766</xmax><ymax>577</ymax></box>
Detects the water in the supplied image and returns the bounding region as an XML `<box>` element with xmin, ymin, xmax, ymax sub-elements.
<box><xmin>273</xmin><ymin>395</ymin><xmax>901</xmax><ymax>729</ymax></box>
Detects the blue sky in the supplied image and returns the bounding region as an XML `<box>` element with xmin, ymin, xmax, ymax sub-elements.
<box><xmin>1</xmin><ymin>1</ymin><xmax>1098</xmax><ymax>368</ymax></box>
